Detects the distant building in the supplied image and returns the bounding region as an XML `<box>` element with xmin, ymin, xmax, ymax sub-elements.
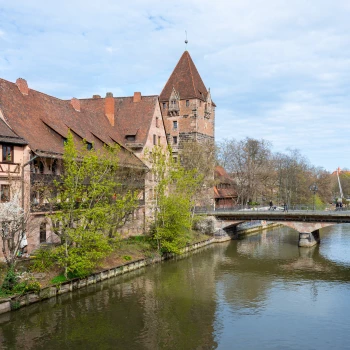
<box><xmin>214</xmin><ymin>166</ymin><xmax>237</xmax><ymax>208</ymax></box>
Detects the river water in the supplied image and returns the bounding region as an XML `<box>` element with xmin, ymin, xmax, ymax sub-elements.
<box><xmin>1</xmin><ymin>225</ymin><xmax>350</xmax><ymax>350</ymax></box>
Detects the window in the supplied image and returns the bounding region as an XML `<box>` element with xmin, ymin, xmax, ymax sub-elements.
<box><xmin>186</xmin><ymin>100</ymin><xmax>189</xmax><ymax>107</ymax></box>
<box><xmin>173</xmin><ymin>156</ymin><xmax>178</xmax><ymax>163</ymax></box>
<box><xmin>173</xmin><ymin>121</ymin><xmax>178</xmax><ymax>130</ymax></box>
<box><xmin>173</xmin><ymin>136</ymin><xmax>178</xmax><ymax>145</ymax></box>
<box><xmin>153</xmin><ymin>134</ymin><xmax>156</xmax><ymax>145</ymax></box>
<box><xmin>87</xmin><ymin>142</ymin><xmax>93</xmax><ymax>150</ymax></box>
<box><xmin>126</xmin><ymin>135</ymin><xmax>136</xmax><ymax>142</ymax></box>
<box><xmin>1</xmin><ymin>184</ymin><xmax>10</xmax><ymax>202</ymax></box>
<box><xmin>156</xmin><ymin>117</ymin><xmax>159</xmax><ymax>128</ymax></box>
<box><xmin>2</xmin><ymin>145</ymin><xmax>13</xmax><ymax>163</ymax></box>
<box><xmin>40</xmin><ymin>222</ymin><xmax>46</xmax><ymax>243</ymax></box>
<box><xmin>63</xmin><ymin>137</ymin><xmax>67</xmax><ymax>146</ymax></box>
<box><xmin>163</xmin><ymin>102</ymin><xmax>167</xmax><ymax>109</ymax></box>
<box><xmin>171</xmin><ymin>100</ymin><xmax>176</xmax><ymax>106</ymax></box>
<box><xmin>158</xmin><ymin>136</ymin><xmax>161</xmax><ymax>145</ymax></box>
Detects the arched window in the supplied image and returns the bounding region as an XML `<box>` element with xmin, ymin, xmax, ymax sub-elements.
<box><xmin>40</xmin><ymin>222</ymin><xmax>46</xmax><ymax>243</ymax></box>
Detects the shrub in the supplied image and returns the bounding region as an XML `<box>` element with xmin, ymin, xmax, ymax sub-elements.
<box><xmin>31</xmin><ymin>248</ymin><xmax>55</xmax><ymax>272</ymax></box>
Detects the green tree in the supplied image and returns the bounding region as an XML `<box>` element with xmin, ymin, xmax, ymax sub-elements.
<box><xmin>148</xmin><ymin>146</ymin><xmax>202</xmax><ymax>254</ymax></box>
<box><xmin>50</xmin><ymin>131</ymin><xmax>138</xmax><ymax>277</ymax></box>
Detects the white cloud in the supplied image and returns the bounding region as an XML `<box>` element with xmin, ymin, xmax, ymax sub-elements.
<box><xmin>0</xmin><ymin>0</ymin><xmax>349</xmax><ymax>170</ymax></box>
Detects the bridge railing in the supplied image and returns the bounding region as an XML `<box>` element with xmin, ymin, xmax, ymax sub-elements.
<box><xmin>194</xmin><ymin>204</ymin><xmax>349</xmax><ymax>214</ymax></box>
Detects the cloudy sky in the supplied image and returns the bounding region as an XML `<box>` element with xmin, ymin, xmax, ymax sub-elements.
<box><xmin>0</xmin><ymin>0</ymin><xmax>349</xmax><ymax>171</ymax></box>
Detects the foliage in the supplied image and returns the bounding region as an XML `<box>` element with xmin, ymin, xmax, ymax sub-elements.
<box><xmin>147</xmin><ymin>146</ymin><xmax>202</xmax><ymax>254</ymax></box>
<box><xmin>51</xmin><ymin>274</ymin><xmax>68</xmax><ymax>284</ymax></box>
<box><xmin>123</xmin><ymin>255</ymin><xmax>132</xmax><ymax>261</ymax></box>
<box><xmin>12</xmin><ymin>280</ymin><xmax>41</xmax><ymax>294</ymax></box>
<box><xmin>180</xmin><ymin>140</ymin><xmax>216</xmax><ymax>206</ymax></box>
<box><xmin>49</xmin><ymin>131</ymin><xmax>139</xmax><ymax>277</ymax></box>
<box><xmin>1</xmin><ymin>266</ymin><xmax>18</xmax><ymax>292</ymax></box>
<box><xmin>31</xmin><ymin>248</ymin><xmax>56</xmax><ymax>272</ymax></box>
<box><xmin>217</xmin><ymin>138</ymin><xmax>333</xmax><ymax>206</ymax></box>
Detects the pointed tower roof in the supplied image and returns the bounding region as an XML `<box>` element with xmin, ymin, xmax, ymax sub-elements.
<box><xmin>159</xmin><ymin>51</ymin><xmax>208</xmax><ymax>102</ymax></box>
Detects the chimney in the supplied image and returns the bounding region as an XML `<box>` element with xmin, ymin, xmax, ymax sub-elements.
<box><xmin>16</xmin><ymin>78</ymin><xmax>29</xmax><ymax>96</ymax></box>
<box><xmin>93</xmin><ymin>94</ymin><xmax>101</xmax><ymax>99</ymax></box>
<box><xmin>70</xmin><ymin>98</ymin><xmax>81</xmax><ymax>112</ymax></box>
<box><xmin>105</xmin><ymin>92</ymin><xmax>115</xmax><ymax>126</ymax></box>
<box><xmin>133</xmin><ymin>92</ymin><xmax>141</xmax><ymax>103</ymax></box>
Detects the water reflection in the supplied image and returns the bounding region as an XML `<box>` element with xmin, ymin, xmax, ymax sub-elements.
<box><xmin>1</xmin><ymin>225</ymin><xmax>350</xmax><ymax>349</ymax></box>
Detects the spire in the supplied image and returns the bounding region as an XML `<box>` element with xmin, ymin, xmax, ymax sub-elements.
<box><xmin>159</xmin><ymin>51</ymin><xmax>208</xmax><ymax>102</ymax></box>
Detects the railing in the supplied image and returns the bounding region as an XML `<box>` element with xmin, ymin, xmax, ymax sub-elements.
<box><xmin>194</xmin><ymin>204</ymin><xmax>350</xmax><ymax>214</ymax></box>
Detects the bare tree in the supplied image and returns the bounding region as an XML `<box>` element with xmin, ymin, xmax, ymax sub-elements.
<box><xmin>0</xmin><ymin>191</ymin><xmax>30</xmax><ymax>268</ymax></box>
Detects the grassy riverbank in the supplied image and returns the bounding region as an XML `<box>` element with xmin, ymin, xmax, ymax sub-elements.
<box><xmin>0</xmin><ymin>231</ymin><xmax>211</xmax><ymax>298</ymax></box>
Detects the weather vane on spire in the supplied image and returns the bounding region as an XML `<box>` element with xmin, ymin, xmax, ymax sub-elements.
<box><xmin>185</xmin><ymin>30</ymin><xmax>188</xmax><ymax>49</ymax></box>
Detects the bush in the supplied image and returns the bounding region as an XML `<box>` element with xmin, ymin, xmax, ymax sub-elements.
<box><xmin>31</xmin><ymin>248</ymin><xmax>55</xmax><ymax>272</ymax></box>
<box><xmin>1</xmin><ymin>267</ymin><xmax>19</xmax><ymax>292</ymax></box>
<box><xmin>123</xmin><ymin>255</ymin><xmax>132</xmax><ymax>261</ymax></box>
<box><xmin>13</xmin><ymin>280</ymin><xmax>41</xmax><ymax>294</ymax></box>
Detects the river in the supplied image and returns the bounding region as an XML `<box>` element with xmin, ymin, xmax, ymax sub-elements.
<box><xmin>1</xmin><ymin>224</ymin><xmax>350</xmax><ymax>350</ymax></box>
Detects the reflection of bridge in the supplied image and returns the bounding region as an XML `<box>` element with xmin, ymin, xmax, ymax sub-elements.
<box><xmin>197</xmin><ymin>209</ymin><xmax>350</xmax><ymax>247</ymax></box>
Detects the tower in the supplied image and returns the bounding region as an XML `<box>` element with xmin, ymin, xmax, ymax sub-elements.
<box><xmin>159</xmin><ymin>51</ymin><xmax>215</xmax><ymax>160</ymax></box>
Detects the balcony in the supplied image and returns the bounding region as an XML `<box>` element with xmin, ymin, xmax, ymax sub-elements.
<box><xmin>168</xmin><ymin>102</ymin><xmax>180</xmax><ymax>116</ymax></box>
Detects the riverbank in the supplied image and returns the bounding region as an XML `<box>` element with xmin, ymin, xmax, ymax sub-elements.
<box><xmin>0</xmin><ymin>222</ymin><xmax>276</xmax><ymax>315</ymax></box>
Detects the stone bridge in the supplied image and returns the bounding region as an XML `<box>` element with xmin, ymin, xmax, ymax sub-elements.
<box><xmin>197</xmin><ymin>209</ymin><xmax>350</xmax><ymax>247</ymax></box>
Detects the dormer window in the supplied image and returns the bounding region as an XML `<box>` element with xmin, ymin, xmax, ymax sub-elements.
<box><xmin>171</xmin><ymin>100</ymin><xmax>176</xmax><ymax>106</ymax></box>
<box><xmin>126</xmin><ymin>135</ymin><xmax>136</xmax><ymax>142</ymax></box>
<box><xmin>2</xmin><ymin>145</ymin><xmax>13</xmax><ymax>163</ymax></box>
<box><xmin>163</xmin><ymin>102</ymin><xmax>167</xmax><ymax>109</ymax></box>
<box><xmin>87</xmin><ymin>142</ymin><xmax>93</xmax><ymax>150</ymax></box>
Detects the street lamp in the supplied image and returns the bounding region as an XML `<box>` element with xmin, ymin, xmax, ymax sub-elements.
<box><xmin>309</xmin><ymin>183</ymin><xmax>318</xmax><ymax>211</ymax></box>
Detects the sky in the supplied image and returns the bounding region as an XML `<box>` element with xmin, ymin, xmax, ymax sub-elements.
<box><xmin>0</xmin><ymin>0</ymin><xmax>349</xmax><ymax>171</ymax></box>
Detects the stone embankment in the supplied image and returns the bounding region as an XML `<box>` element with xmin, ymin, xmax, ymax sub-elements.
<box><xmin>0</xmin><ymin>222</ymin><xmax>276</xmax><ymax>315</ymax></box>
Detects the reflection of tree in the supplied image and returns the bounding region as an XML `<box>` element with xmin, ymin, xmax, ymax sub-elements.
<box><xmin>0</xmin><ymin>246</ymin><xmax>221</xmax><ymax>350</ymax></box>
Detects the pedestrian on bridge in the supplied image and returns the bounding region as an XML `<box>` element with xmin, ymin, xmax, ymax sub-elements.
<box><xmin>269</xmin><ymin>201</ymin><xmax>273</xmax><ymax>210</ymax></box>
<box><xmin>283</xmin><ymin>202</ymin><xmax>288</xmax><ymax>212</ymax></box>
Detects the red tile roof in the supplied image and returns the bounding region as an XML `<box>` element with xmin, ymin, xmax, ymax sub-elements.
<box><xmin>159</xmin><ymin>51</ymin><xmax>208</xmax><ymax>102</ymax></box>
<box><xmin>0</xmin><ymin>78</ymin><xmax>148</xmax><ymax>169</ymax></box>
<box><xmin>0</xmin><ymin>118</ymin><xmax>27</xmax><ymax>145</ymax></box>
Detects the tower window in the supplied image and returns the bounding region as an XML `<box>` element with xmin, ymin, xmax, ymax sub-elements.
<box><xmin>173</xmin><ymin>136</ymin><xmax>178</xmax><ymax>145</ymax></box>
<box><xmin>186</xmin><ymin>100</ymin><xmax>189</xmax><ymax>107</ymax></box>
<box><xmin>173</xmin><ymin>121</ymin><xmax>178</xmax><ymax>130</ymax></box>
<box><xmin>156</xmin><ymin>117</ymin><xmax>159</xmax><ymax>128</ymax></box>
<box><xmin>153</xmin><ymin>134</ymin><xmax>156</xmax><ymax>145</ymax></box>
<box><xmin>163</xmin><ymin>102</ymin><xmax>167</xmax><ymax>109</ymax></box>
<box><xmin>158</xmin><ymin>136</ymin><xmax>161</xmax><ymax>145</ymax></box>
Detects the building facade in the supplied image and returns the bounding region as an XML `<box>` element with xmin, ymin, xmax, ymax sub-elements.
<box><xmin>0</xmin><ymin>50</ymin><xmax>215</xmax><ymax>255</ymax></box>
